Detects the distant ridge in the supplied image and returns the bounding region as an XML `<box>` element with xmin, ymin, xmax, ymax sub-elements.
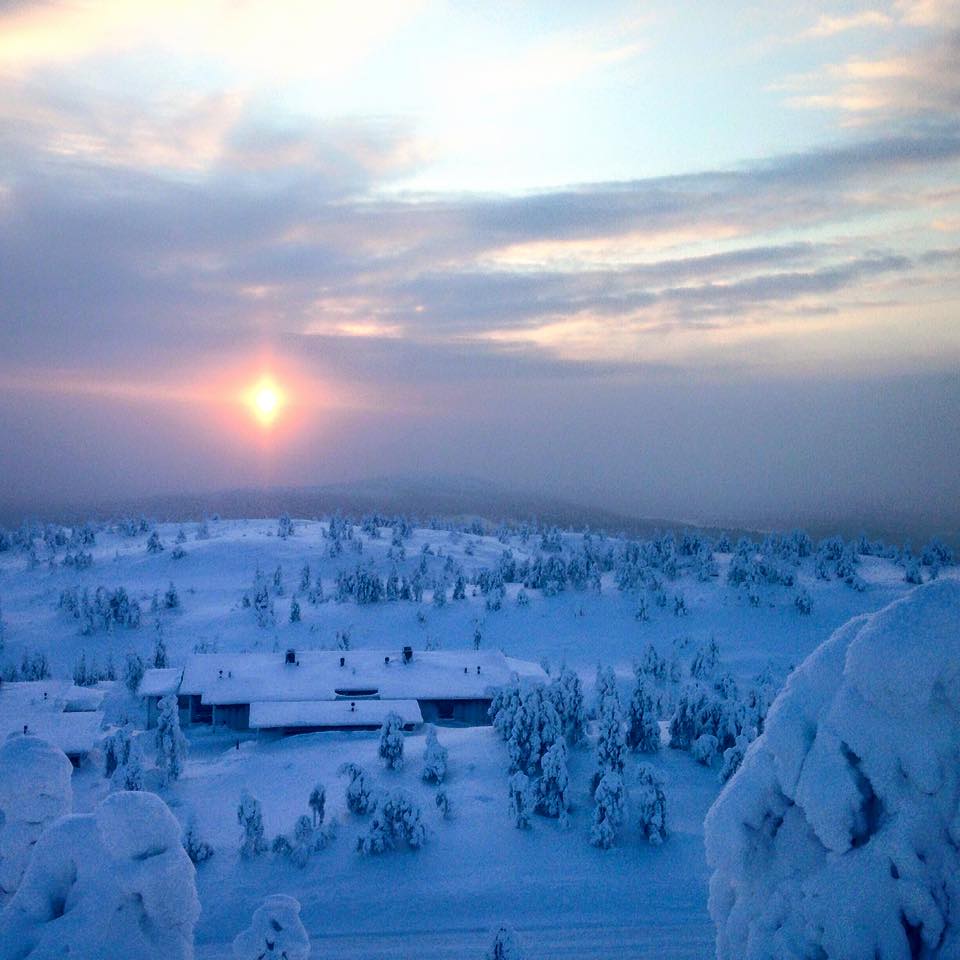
<box><xmin>1</xmin><ymin>475</ymin><xmax>757</xmax><ymax>541</ymax></box>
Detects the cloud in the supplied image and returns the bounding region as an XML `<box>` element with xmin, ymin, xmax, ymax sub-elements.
<box><xmin>805</xmin><ymin>10</ymin><xmax>893</xmax><ymax>37</ymax></box>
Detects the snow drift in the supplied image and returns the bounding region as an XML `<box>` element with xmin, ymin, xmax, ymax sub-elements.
<box><xmin>705</xmin><ymin>580</ymin><xmax>960</xmax><ymax>959</ymax></box>
<box><xmin>0</xmin><ymin>735</ymin><xmax>73</xmax><ymax>896</ymax></box>
<box><xmin>0</xmin><ymin>790</ymin><xmax>200</xmax><ymax>960</ymax></box>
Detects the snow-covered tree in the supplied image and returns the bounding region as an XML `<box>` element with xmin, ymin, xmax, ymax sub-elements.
<box><xmin>237</xmin><ymin>789</ymin><xmax>267</xmax><ymax>859</ymax></box>
<box><xmin>509</xmin><ymin>685</ymin><xmax>562</xmax><ymax>775</ymax></box>
<box><xmin>422</xmin><ymin>725</ymin><xmax>448</xmax><ymax>783</ymax></box>
<box><xmin>164</xmin><ymin>581</ymin><xmax>180</xmax><ymax>610</ymax></box>
<box><xmin>309</xmin><ymin>783</ymin><xmax>326</xmax><ymax>827</ymax></box>
<box><xmin>593</xmin><ymin>666</ymin><xmax>625</xmax><ymax>789</ymax></box>
<box><xmin>146</xmin><ymin>530</ymin><xmax>164</xmax><ymax>553</ymax></box>
<box><xmin>0</xmin><ymin>736</ymin><xmax>73</xmax><ymax>895</ymax></box>
<box><xmin>339</xmin><ymin>762</ymin><xmax>375</xmax><ymax>815</ymax></box>
<box><xmin>547</xmin><ymin>665</ymin><xmax>587</xmax><ymax>744</ymax></box>
<box><xmin>635</xmin><ymin>763</ymin><xmax>667</xmax><ymax>845</ymax></box>
<box><xmin>692</xmin><ymin>732</ymin><xmax>719</xmax><ymax>766</ymax></box>
<box><xmin>536</xmin><ymin>739</ymin><xmax>570</xmax><ymax>823</ymax></box>
<box><xmin>590</xmin><ymin>770</ymin><xmax>625</xmax><ymax>849</ymax></box>
<box><xmin>289</xmin><ymin>598</ymin><xmax>301</xmax><ymax>623</ymax></box>
<box><xmin>794</xmin><ymin>586</ymin><xmax>813</xmax><ymax>615</ymax></box>
<box><xmin>277</xmin><ymin>513</ymin><xmax>295</xmax><ymax>539</ymax></box>
<box><xmin>379</xmin><ymin>711</ymin><xmax>405</xmax><ymax>770</ymax></box>
<box><xmin>232</xmin><ymin>895</ymin><xmax>309</xmax><ymax>960</ymax></box>
<box><xmin>486</xmin><ymin>925</ymin><xmax>524</xmax><ymax>960</ymax></box>
<box><xmin>183</xmin><ymin>815</ymin><xmax>214</xmax><ymax>865</ymax></box>
<box><xmin>111</xmin><ymin>732</ymin><xmax>144</xmax><ymax>792</ymax></box>
<box><xmin>155</xmin><ymin>693</ymin><xmax>187</xmax><ymax>785</ymax></box>
<box><xmin>152</xmin><ymin>622</ymin><xmax>168</xmax><ymax>668</ymax></box>
<box><xmin>718</xmin><ymin>733</ymin><xmax>750</xmax><ymax>784</ymax></box>
<box><xmin>356</xmin><ymin>790</ymin><xmax>426</xmax><ymax>854</ymax></box>
<box><xmin>124</xmin><ymin>651</ymin><xmax>145</xmax><ymax>694</ymax></box>
<box><xmin>706</xmin><ymin>580</ymin><xmax>960</xmax><ymax>960</ymax></box>
<box><xmin>490</xmin><ymin>680</ymin><xmax>522</xmax><ymax>740</ymax></box>
<box><xmin>508</xmin><ymin>771</ymin><xmax>533</xmax><ymax>829</ymax></box>
<box><xmin>626</xmin><ymin>670</ymin><xmax>660</xmax><ymax>753</ymax></box>
<box><xmin>0</xmin><ymin>791</ymin><xmax>200</xmax><ymax>960</ymax></box>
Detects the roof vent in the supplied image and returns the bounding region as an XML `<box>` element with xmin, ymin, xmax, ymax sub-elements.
<box><xmin>384</xmin><ymin>656</ymin><xmax>390</xmax><ymax>665</ymax></box>
<box><xmin>285</xmin><ymin>649</ymin><xmax>297</xmax><ymax>665</ymax></box>
<box><xmin>339</xmin><ymin>656</ymin><xmax>346</xmax><ymax>667</ymax></box>
<box><xmin>464</xmin><ymin>666</ymin><xmax>468</xmax><ymax>674</ymax></box>
<box><xmin>402</xmin><ymin>646</ymin><xmax>413</xmax><ymax>663</ymax></box>
<box><xmin>477</xmin><ymin>665</ymin><xmax>481</xmax><ymax>674</ymax></box>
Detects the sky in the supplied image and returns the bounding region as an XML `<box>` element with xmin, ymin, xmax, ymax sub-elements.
<box><xmin>0</xmin><ymin>0</ymin><xmax>958</xmax><ymax>534</ymax></box>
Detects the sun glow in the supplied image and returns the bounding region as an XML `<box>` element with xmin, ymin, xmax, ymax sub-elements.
<box><xmin>246</xmin><ymin>377</ymin><xmax>285</xmax><ymax>426</ymax></box>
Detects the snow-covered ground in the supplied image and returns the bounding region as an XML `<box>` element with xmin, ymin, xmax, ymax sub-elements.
<box><xmin>0</xmin><ymin>518</ymin><xmax>953</xmax><ymax>958</ymax></box>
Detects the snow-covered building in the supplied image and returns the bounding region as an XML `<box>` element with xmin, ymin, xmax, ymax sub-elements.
<box><xmin>0</xmin><ymin>681</ymin><xmax>105</xmax><ymax>765</ymax></box>
<box><xmin>140</xmin><ymin>648</ymin><xmax>546</xmax><ymax>734</ymax></box>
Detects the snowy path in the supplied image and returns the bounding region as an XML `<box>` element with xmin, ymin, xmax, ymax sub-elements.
<box><xmin>198</xmin><ymin>916</ymin><xmax>714</xmax><ymax>959</ymax></box>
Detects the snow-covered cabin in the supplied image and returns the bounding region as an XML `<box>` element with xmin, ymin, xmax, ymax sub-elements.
<box><xmin>0</xmin><ymin>681</ymin><xmax>106</xmax><ymax>765</ymax></box>
<box><xmin>140</xmin><ymin>648</ymin><xmax>546</xmax><ymax>734</ymax></box>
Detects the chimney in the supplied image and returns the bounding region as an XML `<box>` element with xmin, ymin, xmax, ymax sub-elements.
<box><xmin>339</xmin><ymin>656</ymin><xmax>346</xmax><ymax>667</ymax></box>
<box><xmin>385</xmin><ymin>656</ymin><xmax>390</xmax><ymax>665</ymax></box>
<box><xmin>402</xmin><ymin>646</ymin><xmax>413</xmax><ymax>664</ymax></box>
<box><xmin>285</xmin><ymin>649</ymin><xmax>296</xmax><ymax>665</ymax></box>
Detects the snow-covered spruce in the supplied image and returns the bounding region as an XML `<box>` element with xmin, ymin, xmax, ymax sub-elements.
<box><xmin>508</xmin><ymin>685</ymin><xmax>562</xmax><ymax>775</ymax></box>
<box><xmin>635</xmin><ymin>763</ymin><xmax>667</xmax><ymax>845</ymax></box>
<box><xmin>486</xmin><ymin>924</ymin><xmax>524</xmax><ymax>960</ymax></box>
<box><xmin>356</xmin><ymin>790</ymin><xmax>426</xmax><ymax>854</ymax></box>
<box><xmin>379</xmin><ymin>711</ymin><xmax>405</xmax><ymax>770</ymax></box>
<box><xmin>421</xmin><ymin>725</ymin><xmax>448</xmax><ymax>783</ymax></box>
<box><xmin>508</xmin><ymin>770</ymin><xmax>533</xmax><ymax>829</ymax></box>
<box><xmin>625</xmin><ymin>668</ymin><xmax>660</xmax><ymax>753</ymax></box>
<box><xmin>309</xmin><ymin>783</ymin><xmax>326</xmax><ymax>827</ymax></box>
<box><xmin>232</xmin><ymin>894</ymin><xmax>309</xmax><ymax>960</ymax></box>
<box><xmin>339</xmin><ymin>762</ymin><xmax>376</xmax><ymax>815</ymax></box>
<box><xmin>110</xmin><ymin>729</ymin><xmax>145</xmax><ymax>791</ymax></box>
<box><xmin>0</xmin><ymin>735</ymin><xmax>73</xmax><ymax>895</ymax></box>
<box><xmin>535</xmin><ymin>739</ymin><xmax>570</xmax><ymax>823</ymax></box>
<box><xmin>0</xmin><ymin>790</ymin><xmax>199</xmax><ymax>960</ymax></box>
<box><xmin>237</xmin><ymin>789</ymin><xmax>267</xmax><ymax>859</ymax></box>
<box><xmin>592</xmin><ymin>665</ymin><xmax>626</xmax><ymax>789</ymax></box>
<box><xmin>182</xmin><ymin>815</ymin><xmax>214</xmax><ymax>865</ymax></box>
<box><xmin>590</xmin><ymin>770</ymin><xmax>626</xmax><ymax>849</ymax></box>
<box><xmin>155</xmin><ymin>692</ymin><xmax>187</xmax><ymax>785</ymax></box>
<box><xmin>546</xmin><ymin>665</ymin><xmax>587</xmax><ymax>744</ymax></box>
<box><xmin>705</xmin><ymin>580</ymin><xmax>960</xmax><ymax>960</ymax></box>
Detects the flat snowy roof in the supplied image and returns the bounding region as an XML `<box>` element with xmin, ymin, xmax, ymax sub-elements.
<box><xmin>180</xmin><ymin>649</ymin><xmax>546</xmax><ymax>706</ymax></box>
<box><xmin>249</xmin><ymin>698</ymin><xmax>423</xmax><ymax>729</ymax></box>
<box><xmin>0</xmin><ymin>682</ymin><xmax>104</xmax><ymax>756</ymax></box>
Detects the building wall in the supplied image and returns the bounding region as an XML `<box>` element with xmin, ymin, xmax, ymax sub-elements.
<box><xmin>418</xmin><ymin>698</ymin><xmax>492</xmax><ymax>726</ymax></box>
<box><xmin>212</xmin><ymin>703</ymin><xmax>250</xmax><ymax>731</ymax></box>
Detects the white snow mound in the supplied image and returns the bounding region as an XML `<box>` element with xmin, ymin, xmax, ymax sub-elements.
<box><xmin>705</xmin><ymin>579</ymin><xmax>960</xmax><ymax>960</ymax></box>
<box><xmin>0</xmin><ymin>790</ymin><xmax>199</xmax><ymax>960</ymax></box>
<box><xmin>0</xmin><ymin>735</ymin><xmax>73</xmax><ymax>895</ymax></box>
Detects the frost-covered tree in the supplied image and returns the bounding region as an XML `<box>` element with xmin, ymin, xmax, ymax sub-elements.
<box><xmin>0</xmin><ymin>736</ymin><xmax>73</xmax><ymax>895</ymax></box>
<box><xmin>509</xmin><ymin>685</ymin><xmax>562</xmax><ymax>775</ymax></box>
<box><xmin>155</xmin><ymin>693</ymin><xmax>187</xmax><ymax>785</ymax></box>
<box><xmin>490</xmin><ymin>680</ymin><xmax>522</xmax><ymax>740</ymax></box>
<box><xmin>339</xmin><ymin>762</ymin><xmax>375</xmax><ymax>815</ymax></box>
<box><xmin>152</xmin><ymin>623</ymin><xmax>168</xmax><ymax>668</ymax></box>
<box><xmin>626</xmin><ymin>670</ymin><xmax>660</xmax><ymax>753</ymax></box>
<box><xmin>183</xmin><ymin>815</ymin><xmax>214</xmax><ymax>865</ymax></box>
<box><xmin>718</xmin><ymin>733</ymin><xmax>750</xmax><ymax>785</ymax></box>
<box><xmin>706</xmin><ymin>580</ymin><xmax>960</xmax><ymax>960</ymax></box>
<box><xmin>547</xmin><ymin>665</ymin><xmax>587</xmax><ymax>744</ymax></box>
<box><xmin>237</xmin><ymin>789</ymin><xmax>267</xmax><ymax>859</ymax></box>
<box><xmin>593</xmin><ymin>666</ymin><xmax>625</xmax><ymax>790</ymax></box>
<box><xmin>635</xmin><ymin>763</ymin><xmax>667</xmax><ymax>845</ymax></box>
<box><xmin>590</xmin><ymin>770</ymin><xmax>625</xmax><ymax>849</ymax></box>
<box><xmin>277</xmin><ymin>513</ymin><xmax>295</xmax><ymax>539</ymax></box>
<box><xmin>309</xmin><ymin>783</ymin><xmax>326</xmax><ymax>827</ymax></box>
<box><xmin>422</xmin><ymin>725</ymin><xmax>448</xmax><ymax>783</ymax></box>
<box><xmin>356</xmin><ymin>790</ymin><xmax>426</xmax><ymax>854</ymax></box>
<box><xmin>289</xmin><ymin>598</ymin><xmax>301</xmax><ymax>623</ymax></box>
<box><xmin>124</xmin><ymin>651</ymin><xmax>145</xmax><ymax>694</ymax></box>
<box><xmin>486</xmin><ymin>925</ymin><xmax>524</xmax><ymax>960</ymax></box>
<box><xmin>693</xmin><ymin>732</ymin><xmax>719</xmax><ymax>765</ymax></box>
<box><xmin>508</xmin><ymin>771</ymin><xmax>533</xmax><ymax>829</ymax></box>
<box><xmin>794</xmin><ymin>586</ymin><xmax>813</xmax><ymax>615</ymax></box>
<box><xmin>164</xmin><ymin>581</ymin><xmax>180</xmax><ymax>610</ymax></box>
<box><xmin>536</xmin><ymin>740</ymin><xmax>570</xmax><ymax>823</ymax></box>
<box><xmin>111</xmin><ymin>732</ymin><xmax>144</xmax><ymax>792</ymax></box>
<box><xmin>146</xmin><ymin>530</ymin><xmax>164</xmax><ymax>553</ymax></box>
<box><xmin>232</xmin><ymin>895</ymin><xmax>309</xmax><ymax>960</ymax></box>
<box><xmin>379</xmin><ymin>711</ymin><xmax>405</xmax><ymax>770</ymax></box>
<box><xmin>0</xmin><ymin>791</ymin><xmax>200</xmax><ymax>960</ymax></box>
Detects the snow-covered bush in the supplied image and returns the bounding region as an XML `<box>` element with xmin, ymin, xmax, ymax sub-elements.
<box><xmin>183</xmin><ymin>815</ymin><xmax>214</xmax><ymax>865</ymax></box>
<box><xmin>486</xmin><ymin>924</ymin><xmax>524</xmax><ymax>959</ymax></box>
<box><xmin>421</xmin><ymin>725</ymin><xmax>448</xmax><ymax>783</ymax></box>
<box><xmin>705</xmin><ymin>580</ymin><xmax>960</xmax><ymax>960</ymax></box>
<box><xmin>635</xmin><ymin>763</ymin><xmax>667</xmax><ymax>845</ymax></box>
<box><xmin>356</xmin><ymin>790</ymin><xmax>426</xmax><ymax>854</ymax></box>
<box><xmin>0</xmin><ymin>735</ymin><xmax>73</xmax><ymax>895</ymax></box>
<box><xmin>508</xmin><ymin>771</ymin><xmax>533</xmax><ymax>829</ymax></box>
<box><xmin>379</xmin><ymin>711</ymin><xmax>405</xmax><ymax>770</ymax></box>
<box><xmin>155</xmin><ymin>693</ymin><xmax>186</xmax><ymax>785</ymax></box>
<box><xmin>339</xmin><ymin>762</ymin><xmax>375</xmax><ymax>815</ymax></box>
<box><xmin>237</xmin><ymin>789</ymin><xmax>267</xmax><ymax>859</ymax></box>
<box><xmin>233</xmin><ymin>894</ymin><xmax>309</xmax><ymax>960</ymax></box>
<box><xmin>692</xmin><ymin>732</ymin><xmax>719</xmax><ymax>766</ymax></box>
<box><xmin>590</xmin><ymin>770</ymin><xmax>625</xmax><ymax>849</ymax></box>
<box><xmin>0</xmin><ymin>791</ymin><xmax>199</xmax><ymax>960</ymax></box>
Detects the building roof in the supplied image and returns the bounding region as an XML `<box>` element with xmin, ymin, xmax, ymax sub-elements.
<box><xmin>249</xmin><ymin>698</ymin><xmax>423</xmax><ymax>729</ymax></box>
<box><xmin>139</xmin><ymin>667</ymin><xmax>184</xmax><ymax>697</ymax></box>
<box><xmin>179</xmin><ymin>649</ymin><xmax>546</xmax><ymax>706</ymax></box>
<box><xmin>0</xmin><ymin>682</ymin><xmax>105</xmax><ymax>757</ymax></box>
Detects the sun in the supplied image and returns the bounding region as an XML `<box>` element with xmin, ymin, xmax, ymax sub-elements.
<box><xmin>246</xmin><ymin>377</ymin><xmax>285</xmax><ymax>426</ymax></box>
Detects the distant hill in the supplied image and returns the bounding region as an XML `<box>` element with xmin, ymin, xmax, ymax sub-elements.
<box><xmin>1</xmin><ymin>475</ymin><xmax>758</xmax><ymax>541</ymax></box>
